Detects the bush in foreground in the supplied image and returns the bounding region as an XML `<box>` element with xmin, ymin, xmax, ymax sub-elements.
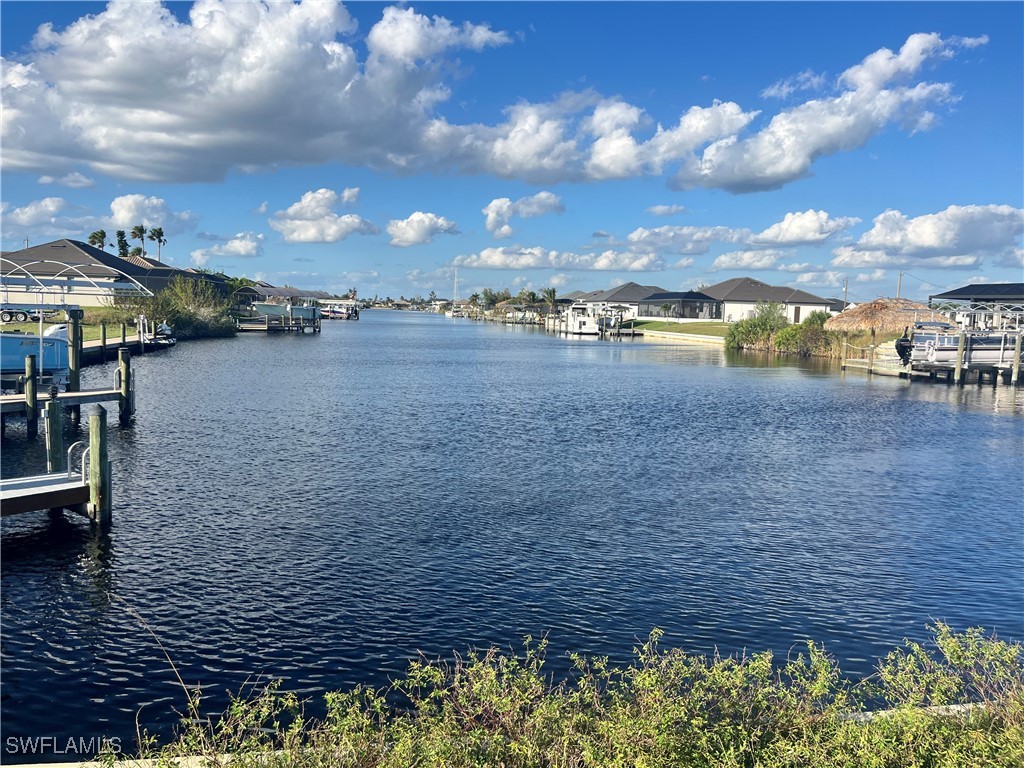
<box><xmin>115</xmin><ymin>623</ymin><xmax>1023</xmax><ymax>767</ymax></box>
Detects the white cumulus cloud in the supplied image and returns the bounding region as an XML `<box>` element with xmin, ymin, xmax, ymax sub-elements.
<box><xmin>674</xmin><ymin>33</ymin><xmax>980</xmax><ymax>192</ymax></box>
<box><xmin>270</xmin><ymin>189</ymin><xmax>379</xmax><ymax>243</ymax></box>
<box><xmin>627</xmin><ymin>225</ymin><xmax>749</xmax><ymax>255</ymax></box>
<box><xmin>855</xmin><ymin>269</ymin><xmax>888</xmax><ymax>282</ymax></box>
<box><xmin>794</xmin><ymin>271</ymin><xmax>846</xmax><ymax>287</ymax></box>
<box><xmin>109</xmin><ymin>194</ymin><xmax>198</xmax><ymax>235</ymax></box>
<box><xmin>752</xmin><ymin>209</ymin><xmax>861</xmax><ymax>245</ymax></box>
<box><xmin>0</xmin><ymin>7</ymin><xmax>989</xmax><ymax>197</ymax></box>
<box><xmin>483</xmin><ymin>191</ymin><xmax>564</xmax><ymax>238</ymax></box>
<box><xmin>190</xmin><ymin>231</ymin><xmax>265</xmax><ymax>267</ymax></box>
<box><xmin>387</xmin><ymin>211</ymin><xmax>459</xmax><ymax>247</ymax></box>
<box><xmin>366</xmin><ymin>5</ymin><xmax>510</xmax><ymax>64</ymax></box>
<box><xmin>711</xmin><ymin>249</ymin><xmax>785</xmax><ymax>271</ymax></box>
<box><xmin>3</xmin><ymin>197</ymin><xmax>66</xmax><ymax>227</ymax></box>
<box><xmin>831</xmin><ymin>204</ymin><xmax>1023</xmax><ymax>267</ymax></box>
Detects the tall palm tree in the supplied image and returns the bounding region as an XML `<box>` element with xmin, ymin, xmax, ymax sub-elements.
<box><xmin>541</xmin><ymin>287</ymin><xmax>557</xmax><ymax>316</ymax></box>
<box><xmin>87</xmin><ymin>229</ymin><xmax>108</xmax><ymax>250</ymax></box>
<box><xmin>147</xmin><ymin>227</ymin><xmax>166</xmax><ymax>261</ymax></box>
<box><xmin>130</xmin><ymin>225</ymin><xmax>147</xmax><ymax>257</ymax></box>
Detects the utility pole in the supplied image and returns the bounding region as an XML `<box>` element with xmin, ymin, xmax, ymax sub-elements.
<box><xmin>896</xmin><ymin>271</ymin><xmax>903</xmax><ymax>300</ymax></box>
<box><xmin>843</xmin><ymin>277</ymin><xmax>849</xmax><ymax>308</ymax></box>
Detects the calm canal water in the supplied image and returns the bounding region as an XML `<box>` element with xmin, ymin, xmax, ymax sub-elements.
<box><xmin>2</xmin><ymin>310</ymin><xmax>1023</xmax><ymax>760</ymax></box>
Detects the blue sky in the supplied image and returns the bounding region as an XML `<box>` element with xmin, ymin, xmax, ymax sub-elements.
<box><xmin>2</xmin><ymin>1</ymin><xmax>1022</xmax><ymax>303</ymax></box>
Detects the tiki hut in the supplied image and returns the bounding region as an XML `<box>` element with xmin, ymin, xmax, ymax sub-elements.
<box><xmin>824</xmin><ymin>298</ymin><xmax>952</xmax><ymax>336</ymax></box>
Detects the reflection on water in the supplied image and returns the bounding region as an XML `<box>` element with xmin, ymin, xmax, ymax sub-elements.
<box><xmin>2</xmin><ymin>311</ymin><xmax>1022</xmax><ymax>761</ymax></box>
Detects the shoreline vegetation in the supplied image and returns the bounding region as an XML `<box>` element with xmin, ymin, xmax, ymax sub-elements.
<box><xmin>99</xmin><ymin>624</ymin><xmax>1020</xmax><ymax>767</ymax></box>
<box><xmin>2</xmin><ymin>291</ymin><xmax>890</xmax><ymax>361</ymax></box>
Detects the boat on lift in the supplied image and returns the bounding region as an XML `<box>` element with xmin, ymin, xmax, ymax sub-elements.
<box><xmin>896</xmin><ymin>321</ymin><xmax>1023</xmax><ymax>368</ymax></box>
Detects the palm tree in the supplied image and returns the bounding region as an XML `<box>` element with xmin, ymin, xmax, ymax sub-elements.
<box><xmin>147</xmin><ymin>227</ymin><xmax>166</xmax><ymax>261</ymax></box>
<box><xmin>518</xmin><ymin>288</ymin><xmax>539</xmax><ymax>307</ymax></box>
<box><xmin>115</xmin><ymin>230</ymin><xmax>129</xmax><ymax>258</ymax></box>
<box><xmin>130</xmin><ymin>225</ymin><xmax>147</xmax><ymax>257</ymax></box>
<box><xmin>541</xmin><ymin>287</ymin><xmax>557</xmax><ymax>316</ymax></box>
<box><xmin>87</xmin><ymin>229</ymin><xmax>108</xmax><ymax>250</ymax></box>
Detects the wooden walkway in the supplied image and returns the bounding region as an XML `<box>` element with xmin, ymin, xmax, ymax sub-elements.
<box><xmin>0</xmin><ymin>387</ymin><xmax>122</xmax><ymax>415</ymax></box>
<box><xmin>0</xmin><ymin>472</ymin><xmax>89</xmax><ymax>516</ymax></box>
<box><xmin>237</xmin><ymin>315</ymin><xmax>321</xmax><ymax>333</ymax></box>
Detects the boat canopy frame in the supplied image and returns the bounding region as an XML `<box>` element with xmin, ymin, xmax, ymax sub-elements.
<box><xmin>1</xmin><ymin>256</ymin><xmax>153</xmax><ymax>307</ymax></box>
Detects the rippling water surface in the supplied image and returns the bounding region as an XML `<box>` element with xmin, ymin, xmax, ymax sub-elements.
<box><xmin>3</xmin><ymin>311</ymin><xmax>1022</xmax><ymax>760</ymax></box>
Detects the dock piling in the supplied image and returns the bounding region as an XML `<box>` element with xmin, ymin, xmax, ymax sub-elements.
<box><xmin>45</xmin><ymin>394</ymin><xmax>63</xmax><ymax>473</ymax></box>
<box><xmin>24</xmin><ymin>354</ymin><xmax>38</xmax><ymax>438</ymax></box>
<box><xmin>1008</xmin><ymin>332</ymin><xmax>1022</xmax><ymax>386</ymax></box>
<box><xmin>117</xmin><ymin>347</ymin><xmax>134</xmax><ymax>425</ymax></box>
<box><xmin>120</xmin><ymin>322</ymin><xmax>127</xmax><ymax>347</ymax></box>
<box><xmin>954</xmin><ymin>332</ymin><xmax>966</xmax><ymax>386</ymax></box>
<box><xmin>100</xmin><ymin>322</ymin><xmax>107</xmax><ymax>363</ymax></box>
<box><xmin>88</xmin><ymin>405</ymin><xmax>111</xmax><ymax>523</ymax></box>
<box><xmin>68</xmin><ymin>309</ymin><xmax>83</xmax><ymax>425</ymax></box>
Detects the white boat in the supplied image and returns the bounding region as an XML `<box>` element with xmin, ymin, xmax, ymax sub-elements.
<box><xmin>898</xmin><ymin>322</ymin><xmax>1023</xmax><ymax>368</ymax></box>
<box><xmin>1</xmin><ymin>325</ymin><xmax>70</xmax><ymax>386</ymax></box>
<box><xmin>445</xmin><ymin>269</ymin><xmax>464</xmax><ymax>318</ymax></box>
<box><xmin>562</xmin><ymin>303</ymin><xmax>600</xmax><ymax>335</ymax></box>
<box><xmin>252</xmin><ymin>301</ymin><xmax>320</xmax><ymax>320</ymax></box>
<box><xmin>320</xmin><ymin>300</ymin><xmax>360</xmax><ymax>320</ymax></box>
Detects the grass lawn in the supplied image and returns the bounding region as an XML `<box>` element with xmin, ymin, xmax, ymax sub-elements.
<box><xmin>629</xmin><ymin>320</ymin><xmax>731</xmax><ymax>337</ymax></box>
<box><xmin>0</xmin><ymin>321</ymin><xmax>129</xmax><ymax>343</ymax></box>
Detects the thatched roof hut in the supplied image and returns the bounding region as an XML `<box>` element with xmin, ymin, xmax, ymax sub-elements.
<box><xmin>824</xmin><ymin>298</ymin><xmax>952</xmax><ymax>335</ymax></box>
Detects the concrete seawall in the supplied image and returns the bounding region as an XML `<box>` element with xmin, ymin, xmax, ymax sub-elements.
<box><xmin>640</xmin><ymin>329</ymin><xmax>726</xmax><ymax>346</ymax></box>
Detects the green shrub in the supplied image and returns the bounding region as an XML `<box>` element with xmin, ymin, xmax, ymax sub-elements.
<box><xmin>129</xmin><ymin>624</ymin><xmax>1024</xmax><ymax>768</ymax></box>
<box><xmin>726</xmin><ymin>301</ymin><xmax>789</xmax><ymax>350</ymax></box>
<box><xmin>110</xmin><ymin>276</ymin><xmax>235</xmax><ymax>339</ymax></box>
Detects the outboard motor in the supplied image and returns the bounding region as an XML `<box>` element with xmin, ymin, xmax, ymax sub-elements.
<box><xmin>43</xmin><ymin>323</ymin><xmax>69</xmax><ymax>340</ymax></box>
<box><xmin>895</xmin><ymin>327</ymin><xmax>913</xmax><ymax>366</ymax></box>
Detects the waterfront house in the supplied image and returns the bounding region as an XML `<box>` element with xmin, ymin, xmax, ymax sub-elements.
<box><xmin>638</xmin><ymin>291</ymin><xmax>721</xmax><ymax>322</ymax></box>
<box><xmin>703</xmin><ymin>277</ymin><xmax>832</xmax><ymax>324</ymax></box>
<box><xmin>2</xmin><ymin>239</ymin><xmax>227</xmax><ymax>308</ymax></box>
<box><xmin>573</xmin><ymin>282</ymin><xmax>668</xmax><ymax>321</ymax></box>
<box><xmin>232</xmin><ymin>281</ymin><xmax>332</xmax><ymax>312</ymax></box>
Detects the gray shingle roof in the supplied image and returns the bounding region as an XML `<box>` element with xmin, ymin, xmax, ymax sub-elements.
<box><xmin>703</xmin><ymin>277</ymin><xmax>830</xmax><ymax>305</ymax></box>
<box><xmin>580</xmin><ymin>282</ymin><xmax>668</xmax><ymax>303</ymax></box>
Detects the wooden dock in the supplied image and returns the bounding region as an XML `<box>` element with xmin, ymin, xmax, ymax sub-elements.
<box><xmin>0</xmin><ymin>387</ymin><xmax>123</xmax><ymax>415</ymax></box>
<box><xmin>841</xmin><ymin>338</ymin><xmax>1022</xmax><ymax>386</ymax></box>
<box><xmin>0</xmin><ymin>405</ymin><xmax>112</xmax><ymax>522</ymax></box>
<box><xmin>1</xmin><ymin>346</ymin><xmax>135</xmax><ymax>437</ymax></box>
<box><xmin>1</xmin><ymin>472</ymin><xmax>90</xmax><ymax>516</ymax></box>
<box><xmin>236</xmin><ymin>315</ymin><xmax>321</xmax><ymax>333</ymax></box>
